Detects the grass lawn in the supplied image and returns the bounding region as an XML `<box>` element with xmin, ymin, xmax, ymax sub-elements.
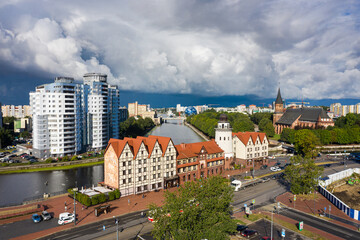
<box><xmin>271</xmin><ymin>134</ymin><xmax>281</xmax><ymax>140</ymax></box>
<box><xmin>0</xmin><ymin>160</ymin><xmax>104</xmax><ymax>174</ymax></box>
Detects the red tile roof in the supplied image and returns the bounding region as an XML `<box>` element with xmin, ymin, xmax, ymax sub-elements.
<box><xmin>232</xmin><ymin>132</ymin><xmax>267</xmax><ymax>146</ymax></box>
<box><xmin>105</xmin><ymin>135</ymin><xmax>175</xmax><ymax>160</ymax></box>
<box><xmin>175</xmin><ymin>140</ymin><xmax>223</xmax><ymax>160</ymax></box>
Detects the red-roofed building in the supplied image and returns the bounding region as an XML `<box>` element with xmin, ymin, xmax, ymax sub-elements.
<box><xmin>175</xmin><ymin>140</ymin><xmax>225</xmax><ymax>185</ymax></box>
<box><xmin>232</xmin><ymin>132</ymin><xmax>269</xmax><ymax>168</ymax></box>
<box><xmin>104</xmin><ymin>136</ymin><xmax>178</xmax><ymax>196</ymax></box>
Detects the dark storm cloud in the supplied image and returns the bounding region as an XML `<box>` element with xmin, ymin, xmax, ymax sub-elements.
<box><xmin>0</xmin><ymin>0</ymin><xmax>359</xmax><ymax>100</ymax></box>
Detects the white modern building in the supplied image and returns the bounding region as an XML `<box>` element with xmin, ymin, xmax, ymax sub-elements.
<box><xmin>30</xmin><ymin>74</ymin><xmax>120</xmax><ymax>158</ymax></box>
<box><xmin>1</xmin><ymin>105</ymin><xmax>31</xmax><ymax>118</ymax></box>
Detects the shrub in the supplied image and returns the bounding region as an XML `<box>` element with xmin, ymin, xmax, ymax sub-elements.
<box><xmin>91</xmin><ymin>195</ymin><xmax>99</xmax><ymax>205</ymax></box>
<box><xmin>108</xmin><ymin>191</ymin><xmax>115</xmax><ymax>201</ymax></box>
<box><xmin>71</xmin><ymin>156</ymin><xmax>78</xmax><ymax>161</ymax></box>
<box><xmin>114</xmin><ymin>189</ymin><xmax>120</xmax><ymax>199</ymax></box>
<box><xmin>45</xmin><ymin>158</ymin><xmax>53</xmax><ymax>163</ymax></box>
<box><xmin>62</xmin><ymin>156</ymin><xmax>69</xmax><ymax>162</ymax></box>
<box><xmin>98</xmin><ymin>193</ymin><xmax>107</xmax><ymax>203</ymax></box>
<box><xmin>84</xmin><ymin>195</ymin><xmax>91</xmax><ymax>206</ymax></box>
<box><xmin>1</xmin><ymin>163</ymin><xmax>9</xmax><ymax>167</ymax></box>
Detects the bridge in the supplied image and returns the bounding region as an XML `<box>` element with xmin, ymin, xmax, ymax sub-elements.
<box><xmin>162</xmin><ymin>116</ymin><xmax>186</xmax><ymax>121</ymax></box>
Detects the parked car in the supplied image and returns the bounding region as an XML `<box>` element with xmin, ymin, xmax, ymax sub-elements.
<box><xmin>260</xmin><ymin>164</ymin><xmax>268</xmax><ymax>170</ymax></box>
<box><xmin>241</xmin><ymin>229</ymin><xmax>258</xmax><ymax>238</ymax></box>
<box><xmin>262</xmin><ymin>177</ymin><xmax>270</xmax><ymax>182</ymax></box>
<box><xmin>260</xmin><ymin>237</ymin><xmax>273</xmax><ymax>240</ymax></box>
<box><xmin>267</xmin><ymin>156</ymin><xmax>275</xmax><ymax>159</ymax></box>
<box><xmin>29</xmin><ymin>159</ymin><xmax>38</xmax><ymax>163</ymax></box>
<box><xmin>270</xmin><ymin>166</ymin><xmax>281</xmax><ymax>172</ymax></box>
<box><xmin>41</xmin><ymin>211</ymin><xmax>52</xmax><ymax>221</ymax></box>
<box><xmin>32</xmin><ymin>214</ymin><xmax>42</xmax><ymax>223</ymax></box>
<box><xmin>236</xmin><ymin>224</ymin><xmax>248</xmax><ymax>232</ymax></box>
<box><xmin>58</xmin><ymin>212</ymin><xmax>75</xmax><ymax>225</ymax></box>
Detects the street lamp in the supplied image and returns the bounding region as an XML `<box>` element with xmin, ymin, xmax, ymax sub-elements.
<box><xmin>73</xmin><ymin>187</ymin><xmax>78</xmax><ymax>226</ymax></box>
<box><xmin>113</xmin><ymin>216</ymin><xmax>123</xmax><ymax>240</ymax></box>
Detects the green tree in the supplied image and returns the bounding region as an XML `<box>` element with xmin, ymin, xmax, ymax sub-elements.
<box><xmin>294</xmin><ymin>129</ymin><xmax>320</xmax><ymax>157</ymax></box>
<box><xmin>2</xmin><ymin>116</ymin><xmax>16</xmax><ymax>124</ymax></box>
<box><xmin>280</xmin><ymin>128</ymin><xmax>295</xmax><ymax>144</ymax></box>
<box><xmin>258</xmin><ymin>118</ymin><xmax>275</xmax><ymax>137</ymax></box>
<box><xmin>284</xmin><ymin>156</ymin><xmax>323</xmax><ymax>194</ymax></box>
<box><xmin>20</xmin><ymin>131</ymin><xmax>31</xmax><ymax>139</ymax></box>
<box><xmin>149</xmin><ymin>176</ymin><xmax>236</xmax><ymax>240</ymax></box>
<box><xmin>0</xmin><ymin>128</ymin><xmax>14</xmax><ymax>148</ymax></box>
<box><xmin>250</xmin><ymin>112</ymin><xmax>272</xmax><ymax>125</ymax></box>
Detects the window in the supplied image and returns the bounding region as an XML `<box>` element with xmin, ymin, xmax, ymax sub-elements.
<box><xmin>152</xmin><ymin>184</ymin><xmax>156</xmax><ymax>189</ymax></box>
<box><xmin>144</xmin><ymin>185</ymin><xmax>148</xmax><ymax>190</ymax></box>
<box><xmin>138</xmin><ymin>160</ymin><xmax>141</xmax><ymax>165</ymax></box>
<box><xmin>144</xmin><ymin>175</ymin><xmax>147</xmax><ymax>180</ymax></box>
<box><xmin>166</xmin><ymin>164</ymin><xmax>169</xmax><ymax>169</ymax></box>
<box><xmin>123</xmin><ymin>179</ymin><xmax>126</xmax><ymax>184</ymax></box>
<box><xmin>158</xmin><ymin>173</ymin><xmax>161</xmax><ymax>178</ymax></box>
<box><xmin>123</xmin><ymin>162</ymin><xmax>126</xmax><ymax>167</ymax></box>
<box><xmin>143</xmin><ymin>159</ymin><xmax>146</xmax><ymax>164</ymax></box>
<box><xmin>139</xmin><ymin>176</ymin><xmax>142</xmax><ymax>181</ymax></box>
<box><xmin>144</xmin><ymin>167</ymin><xmax>147</xmax><ymax>172</ymax></box>
<box><xmin>188</xmin><ymin>175</ymin><xmax>190</xmax><ymax>180</ymax></box>
<box><xmin>166</xmin><ymin>156</ymin><xmax>169</xmax><ymax>161</ymax></box>
<box><xmin>171</xmin><ymin>163</ymin><xmax>174</xmax><ymax>168</ymax></box>
<box><xmin>158</xmin><ymin>165</ymin><xmax>161</xmax><ymax>170</ymax></box>
<box><xmin>153</xmin><ymin>166</ymin><xmax>156</xmax><ymax>171</ymax></box>
<box><xmin>153</xmin><ymin>158</ymin><xmax>156</xmax><ymax>163</ymax></box>
<box><xmin>123</xmin><ymin>170</ymin><xmax>126</xmax><ymax>175</ymax></box>
<box><xmin>158</xmin><ymin>183</ymin><xmax>162</xmax><ymax>188</ymax></box>
<box><xmin>171</xmin><ymin>156</ymin><xmax>174</xmax><ymax>160</ymax></box>
<box><xmin>183</xmin><ymin>176</ymin><xmax>185</xmax><ymax>181</ymax></box>
<box><xmin>193</xmin><ymin>173</ymin><xmax>196</xmax><ymax>179</ymax></box>
<box><xmin>137</xmin><ymin>186</ymin><xmax>141</xmax><ymax>192</ymax></box>
<box><xmin>158</xmin><ymin>157</ymin><xmax>161</xmax><ymax>162</ymax></box>
<box><xmin>138</xmin><ymin>168</ymin><xmax>141</xmax><ymax>173</ymax></box>
<box><xmin>153</xmin><ymin>174</ymin><xmax>156</xmax><ymax>179</ymax></box>
<box><xmin>128</xmin><ymin>169</ymin><xmax>131</xmax><ymax>174</ymax></box>
<box><xmin>128</xmin><ymin>178</ymin><xmax>132</xmax><ymax>183</ymax></box>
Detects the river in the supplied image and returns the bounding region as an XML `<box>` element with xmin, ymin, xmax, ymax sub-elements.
<box><xmin>0</xmin><ymin>119</ymin><xmax>204</xmax><ymax>207</ymax></box>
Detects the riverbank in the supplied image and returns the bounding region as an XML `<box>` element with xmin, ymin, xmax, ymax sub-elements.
<box><xmin>183</xmin><ymin>121</ymin><xmax>210</xmax><ymax>141</ymax></box>
<box><xmin>0</xmin><ymin>158</ymin><xmax>104</xmax><ymax>174</ymax></box>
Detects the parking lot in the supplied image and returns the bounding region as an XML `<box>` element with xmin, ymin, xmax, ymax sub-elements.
<box><xmin>239</xmin><ymin>219</ymin><xmax>308</xmax><ymax>240</ymax></box>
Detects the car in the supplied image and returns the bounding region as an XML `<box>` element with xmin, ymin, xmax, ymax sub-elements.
<box><xmin>270</xmin><ymin>166</ymin><xmax>281</xmax><ymax>172</ymax></box>
<box><xmin>275</xmin><ymin>162</ymin><xmax>281</xmax><ymax>166</ymax></box>
<box><xmin>268</xmin><ymin>156</ymin><xmax>275</xmax><ymax>159</ymax></box>
<box><xmin>58</xmin><ymin>212</ymin><xmax>75</xmax><ymax>225</ymax></box>
<box><xmin>260</xmin><ymin>237</ymin><xmax>273</xmax><ymax>240</ymax></box>
<box><xmin>41</xmin><ymin>211</ymin><xmax>52</xmax><ymax>221</ymax></box>
<box><xmin>260</xmin><ymin>164</ymin><xmax>268</xmax><ymax>170</ymax></box>
<box><xmin>241</xmin><ymin>229</ymin><xmax>258</xmax><ymax>238</ymax></box>
<box><xmin>236</xmin><ymin>224</ymin><xmax>248</xmax><ymax>232</ymax></box>
<box><xmin>32</xmin><ymin>214</ymin><xmax>42</xmax><ymax>223</ymax></box>
<box><xmin>261</xmin><ymin>177</ymin><xmax>270</xmax><ymax>182</ymax></box>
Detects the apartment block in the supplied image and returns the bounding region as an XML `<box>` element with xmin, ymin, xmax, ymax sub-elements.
<box><xmin>1</xmin><ymin>105</ymin><xmax>31</xmax><ymax>118</ymax></box>
<box><xmin>30</xmin><ymin>74</ymin><xmax>120</xmax><ymax>158</ymax></box>
<box><xmin>104</xmin><ymin>135</ymin><xmax>178</xmax><ymax>196</ymax></box>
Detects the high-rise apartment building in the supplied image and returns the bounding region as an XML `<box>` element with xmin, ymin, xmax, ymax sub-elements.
<box><xmin>30</xmin><ymin>74</ymin><xmax>120</xmax><ymax>158</ymax></box>
<box><xmin>1</xmin><ymin>105</ymin><xmax>32</xmax><ymax>118</ymax></box>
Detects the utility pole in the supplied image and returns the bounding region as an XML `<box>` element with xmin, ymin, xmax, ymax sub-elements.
<box><xmin>271</xmin><ymin>208</ymin><xmax>274</xmax><ymax>240</ymax></box>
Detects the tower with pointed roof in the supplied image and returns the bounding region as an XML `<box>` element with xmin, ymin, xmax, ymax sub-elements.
<box><xmin>215</xmin><ymin>114</ymin><xmax>234</xmax><ymax>159</ymax></box>
<box><xmin>273</xmin><ymin>88</ymin><xmax>284</xmax><ymax>125</ymax></box>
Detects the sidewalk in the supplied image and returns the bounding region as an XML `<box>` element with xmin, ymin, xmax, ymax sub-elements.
<box><xmin>2</xmin><ymin>188</ymin><xmax>176</xmax><ymax>240</ymax></box>
<box><xmin>276</xmin><ymin>191</ymin><xmax>360</xmax><ymax>231</ymax></box>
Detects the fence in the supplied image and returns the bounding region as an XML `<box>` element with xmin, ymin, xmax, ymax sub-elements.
<box><xmin>318</xmin><ymin>168</ymin><xmax>360</xmax><ymax>221</ymax></box>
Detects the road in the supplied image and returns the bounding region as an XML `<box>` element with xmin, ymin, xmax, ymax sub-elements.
<box><xmin>1</xmin><ymin>160</ymin><xmax>359</xmax><ymax>240</ymax></box>
<box><xmin>279</xmin><ymin>207</ymin><xmax>360</xmax><ymax>240</ymax></box>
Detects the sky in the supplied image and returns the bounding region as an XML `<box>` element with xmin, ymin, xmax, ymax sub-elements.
<box><xmin>0</xmin><ymin>0</ymin><xmax>360</xmax><ymax>107</ymax></box>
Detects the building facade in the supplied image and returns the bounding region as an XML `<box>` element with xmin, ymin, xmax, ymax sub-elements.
<box><xmin>330</xmin><ymin>103</ymin><xmax>360</xmax><ymax>117</ymax></box>
<box><xmin>232</xmin><ymin>132</ymin><xmax>268</xmax><ymax>168</ymax></box>
<box><xmin>103</xmin><ymin>135</ymin><xmax>178</xmax><ymax>196</ymax></box>
<box><xmin>175</xmin><ymin>141</ymin><xmax>225</xmax><ymax>185</ymax></box>
<box><xmin>273</xmin><ymin>88</ymin><xmax>334</xmax><ymax>134</ymax></box>
<box><xmin>215</xmin><ymin>114</ymin><xmax>234</xmax><ymax>160</ymax></box>
<box><xmin>30</xmin><ymin>74</ymin><xmax>120</xmax><ymax>158</ymax></box>
<box><xmin>1</xmin><ymin>105</ymin><xmax>31</xmax><ymax>118</ymax></box>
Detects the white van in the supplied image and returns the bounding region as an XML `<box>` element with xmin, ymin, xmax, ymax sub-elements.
<box><xmin>231</xmin><ymin>180</ymin><xmax>242</xmax><ymax>191</ymax></box>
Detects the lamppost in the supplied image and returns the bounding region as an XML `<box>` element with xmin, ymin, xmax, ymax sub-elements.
<box><xmin>271</xmin><ymin>207</ymin><xmax>274</xmax><ymax>240</ymax></box>
<box><xmin>113</xmin><ymin>216</ymin><xmax>119</xmax><ymax>240</ymax></box>
<box><xmin>73</xmin><ymin>187</ymin><xmax>78</xmax><ymax>226</ymax></box>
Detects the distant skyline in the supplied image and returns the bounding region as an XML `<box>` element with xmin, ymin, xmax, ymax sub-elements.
<box><xmin>0</xmin><ymin>1</ymin><xmax>360</xmax><ymax>105</ymax></box>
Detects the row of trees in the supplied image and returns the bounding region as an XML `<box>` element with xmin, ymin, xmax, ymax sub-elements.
<box><xmin>187</xmin><ymin>110</ymin><xmax>254</xmax><ymax>138</ymax></box>
<box><xmin>119</xmin><ymin>116</ymin><xmax>155</xmax><ymax>139</ymax></box>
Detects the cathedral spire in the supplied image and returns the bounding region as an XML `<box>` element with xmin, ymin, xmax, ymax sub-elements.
<box><xmin>275</xmin><ymin>88</ymin><xmax>283</xmax><ymax>104</ymax></box>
